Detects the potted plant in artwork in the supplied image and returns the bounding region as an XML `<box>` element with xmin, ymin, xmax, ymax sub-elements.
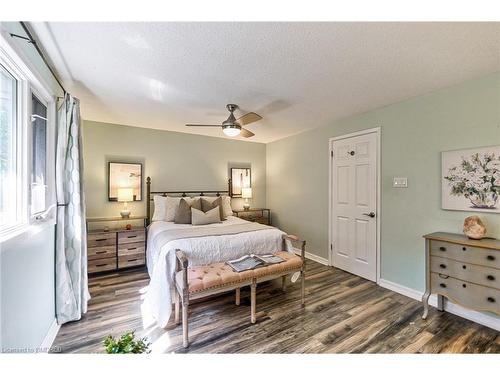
<box><xmin>444</xmin><ymin>152</ymin><xmax>500</xmax><ymax>209</ymax></box>
<box><xmin>103</xmin><ymin>331</ymin><xmax>151</xmax><ymax>354</ymax></box>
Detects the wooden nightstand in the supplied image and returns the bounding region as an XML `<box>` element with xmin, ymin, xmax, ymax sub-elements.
<box><xmin>86</xmin><ymin>216</ymin><xmax>147</xmax><ymax>275</ymax></box>
<box><xmin>233</xmin><ymin>208</ymin><xmax>271</xmax><ymax>225</ymax></box>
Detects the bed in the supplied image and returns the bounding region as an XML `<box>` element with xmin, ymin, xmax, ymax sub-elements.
<box><xmin>143</xmin><ymin>177</ymin><xmax>293</xmax><ymax>328</ymax></box>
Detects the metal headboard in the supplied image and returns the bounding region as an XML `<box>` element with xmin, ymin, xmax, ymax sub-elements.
<box><xmin>146</xmin><ymin>176</ymin><xmax>230</xmax><ymax>225</ymax></box>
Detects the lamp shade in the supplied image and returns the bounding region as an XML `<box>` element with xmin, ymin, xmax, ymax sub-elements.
<box><xmin>241</xmin><ymin>187</ymin><xmax>252</xmax><ymax>199</ymax></box>
<box><xmin>117</xmin><ymin>188</ymin><xmax>134</xmax><ymax>202</ymax></box>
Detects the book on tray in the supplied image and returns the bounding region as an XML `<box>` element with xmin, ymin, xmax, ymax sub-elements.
<box><xmin>226</xmin><ymin>254</ymin><xmax>284</xmax><ymax>272</ymax></box>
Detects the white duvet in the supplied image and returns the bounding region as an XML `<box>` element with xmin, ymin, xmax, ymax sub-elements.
<box><xmin>144</xmin><ymin>216</ymin><xmax>289</xmax><ymax>328</ymax></box>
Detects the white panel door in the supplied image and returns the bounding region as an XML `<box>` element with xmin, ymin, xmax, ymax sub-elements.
<box><xmin>331</xmin><ymin>131</ymin><xmax>378</xmax><ymax>282</ymax></box>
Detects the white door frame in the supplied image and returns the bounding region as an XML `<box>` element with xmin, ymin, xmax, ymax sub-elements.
<box><xmin>328</xmin><ymin>127</ymin><xmax>381</xmax><ymax>282</ymax></box>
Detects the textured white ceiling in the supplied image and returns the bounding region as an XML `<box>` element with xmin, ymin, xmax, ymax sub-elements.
<box><xmin>30</xmin><ymin>22</ymin><xmax>500</xmax><ymax>143</ymax></box>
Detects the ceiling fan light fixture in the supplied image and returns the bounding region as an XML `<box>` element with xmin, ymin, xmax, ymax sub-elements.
<box><xmin>185</xmin><ymin>104</ymin><xmax>260</xmax><ymax>138</ymax></box>
<box><xmin>222</xmin><ymin>124</ymin><xmax>241</xmax><ymax>137</ymax></box>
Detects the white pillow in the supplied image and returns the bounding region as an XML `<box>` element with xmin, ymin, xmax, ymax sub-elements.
<box><xmin>152</xmin><ymin>195</ymin><xmax>168</xmax><ymax>222</ymax></box>
<box><xmin>222</xmin><ymin>196</ymin><xmax>233</xmax><ymax>217</ymax></box>
<box><xmin>191</xmin><ymin>206</ymin><xmax>221</xmax><ymax>225</ymax></box>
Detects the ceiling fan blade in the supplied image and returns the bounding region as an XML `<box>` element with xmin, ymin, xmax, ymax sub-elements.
<box><xmin>235</xmin><ymin>112</ymin><xmax>262</xmax><ymax>126</ymax></box>
<box><xmin>240</xmin><ymin>128</ymin><xmax>255</xmax><ymax>138</ymax></box>
<box><xmin>185</xmin><ymin>124</ymin><xmax>221</xmax><ymax>127</ymax></box>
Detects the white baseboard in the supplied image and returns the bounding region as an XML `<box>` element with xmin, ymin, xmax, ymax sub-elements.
<box><xmin>39</xmin><ymin>318</ymin><xmax>60</xmax><ymax>353</ymax></box>
<box><xmin>294</xmin><ymin>249</ymin><xmax>329</xmax><ymax>266</ymax></box>
<box><xmin>378</xmin><ymin>278</ymin><xmax>500</xmax><ymax>331</ymax></box>
<box><xmin>378</xmin><ymin>279</ymin><xmax>422</xmax><ymax>300</ymax></box>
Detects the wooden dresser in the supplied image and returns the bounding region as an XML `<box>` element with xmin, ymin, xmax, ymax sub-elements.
<box><xmin>422</xmin><ymin>232</ymin><xmax>500</xmax><ymax>318</ymax></box>
<box><xmin>87</xmin><ymin>216</ymin><xmax>147</xmax><ymax>275</ymax></box>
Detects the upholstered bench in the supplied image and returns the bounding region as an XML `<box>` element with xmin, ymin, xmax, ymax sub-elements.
<box><xmin>174</xmin><ymin>234</ymin><xmax>306</xmax><ymax>348</ymax></box>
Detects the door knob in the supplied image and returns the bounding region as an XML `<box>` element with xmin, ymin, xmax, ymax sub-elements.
<box><xmin>363</xmin><ymin>212</ymin><xmax>376</xmax><ymax>218</ymax></box>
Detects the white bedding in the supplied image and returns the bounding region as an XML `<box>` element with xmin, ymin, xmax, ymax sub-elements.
<box><xmin>144</xmin><ymin>216</ymin><xmax>290</xmax><ymax>328</ymax></box>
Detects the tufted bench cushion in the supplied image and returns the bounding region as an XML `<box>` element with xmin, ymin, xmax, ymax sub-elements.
<box><xmin>175</xmin><ymin>251</ymin><xmax>302</xmax><ymax>293</ymax></box>
<box><xmin>174</xmin><ymin>234</ymin><xmax>306</xmax><ymax>348</ymax></box>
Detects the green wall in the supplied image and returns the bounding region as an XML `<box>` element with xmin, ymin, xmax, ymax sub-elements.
<box><xmin>266</xmin><ymin>72</ymin><xmax>500</xmax><ymax>291</ymax></box>
<box><xmin>83</xmin><ymin>121</ymin><xmax>267</xmax><ymax>219</ymax></box>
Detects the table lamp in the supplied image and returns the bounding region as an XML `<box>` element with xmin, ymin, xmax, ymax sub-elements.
<box><xmin>117</xmin><ymin>188</ymin><xmax>134</xmax><ymax>218</ymax></box>
<box><xmin>242</xmin><ymin>187</ymin><xmax>252</xmax><ymax>210</ymax></box>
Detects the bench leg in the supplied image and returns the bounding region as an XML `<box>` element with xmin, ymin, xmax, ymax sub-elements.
<box><xmin>300</xmin><ymin>269</ymin><xmax>305</xmax><ymax>307</ymax></box>
<box><xmin>182</xmin><ymin>297</ymin><xmax>189</xmax><ymax>348</ymax></box>
<box><xmin>235</xmin><ymin>288</ymin><xmax>240</xmax><ymax>306</ymax></box>
<box><xmin>251</xmin><ymin>279</ymin><xmax>256</xmax><ymax>324</ymax></box>
<box><xmin>281</xmin><ymin>275</ymin><xmax>287</xmax><ymax>292</ymax></box>
<box><xmin>174</xmin><ymin>290</ymin><xmax>180</xmax><ymax>325</ymax></box>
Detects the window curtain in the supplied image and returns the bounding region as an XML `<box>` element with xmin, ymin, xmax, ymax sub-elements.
<box><xmin>55</xmin><ymin>93</ymin><xmax>90</xmax><ymax>324</ymax></box>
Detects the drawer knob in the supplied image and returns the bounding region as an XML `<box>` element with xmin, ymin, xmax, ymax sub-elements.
<box><xmin>439</xmin><ymin>264</ymin><xmax>446</xmax><ymax>269</ymax></box>
<box><xmin>462</xmin><ymin>265</ymin><xmax>467</xmax><ymax>270</ymax></box>
<box><xmin>487</xmin><ymin>297</ymin><xmax>496</xmax><ymax>303</ymax></box>
<box><xmin>462</xmin><ymin>284</ymin><xmax>467</xmax><ymax>288</ymax></box>
<box><xmin>487</xmin><ymin>275</ymin><xmax>496</xmax><ymax>281</ymax></box>
<box><xmin>439</xmin><ymin>283</ymin><xmax>447</xmax><ymax>288</ymax></box>
<box><xmin>127</xmin><ymin>235</ymin><xmax>137</xmax><ymax>239</ymax></box>
<box><xmin>439</xmin><ymin>246</ymin><xmax>446</xmax><ymax>252</ymax></box>
<box><xmin>462</xmin><ymin>247</ymin><xmax>466</xmax><ymax>251</ymax></box>
<box><xmin>95</xmin><ymin>238</ymin><xmax>107</xmax><ymax>242</ymax></box>
<box><xmin>487</xmin><ymin>255</ymin><xmax>496</xmax><ymax>261</ymax></box>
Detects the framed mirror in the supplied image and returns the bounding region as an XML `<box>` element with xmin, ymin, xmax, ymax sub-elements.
<box><xmin>108</xmin><ymin>162</ymin><xmax>143</xmax><ymax>201</ymax></box>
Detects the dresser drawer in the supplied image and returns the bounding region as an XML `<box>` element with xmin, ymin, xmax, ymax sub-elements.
<box><xmin>88</xmin><ymin>258</ymin><xmax>117</xmax><ymax>273</ymax></box>
<box><xmin>88</xmin><ymin>245</ymin><xmax>116</xmax><ymax>261</ymax></box>
<box><xmin>253</xmin><ymin>217</ymin><xmax>270</xmax><ymax>225</ymax></box>
<box><xmin>118</xmin><ymin>230</ymin><xmax>146</xmax><ymax>244</ymax></box>
<box><xmin>431</xmin><ymin>272</ymin><xmax>500</xmax><ymax>314</ymax></box>
<box><xmin>118</xmin><ymin>254</ymin><xmax>146</xmax><ymax>269</ymax></box>
<box><xmin>430</xmin><ymin>240</ymin><xmax>500</xmax><ymax>269</ymax></box>
<box><xmin>88</xmin><ymin>232</ymin><xmax>116</xmax><ymax>247</ymax></box>
<box><xmin>118</xmin><ymin>242</ymin><xmax>145</xmax><ymax>257</ymax></box>
<box><xmin>431</xmin><ymin>256</ymin><xmax>500</xmax><ymax>290</ymax></box>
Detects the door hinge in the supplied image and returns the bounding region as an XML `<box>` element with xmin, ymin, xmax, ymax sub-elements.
<box><xmin>330</xmin><ymin>150</ymin><xmax>333</xmax><ymax>157</ymax></box>
<box><xmin>330</xmin><ymin>243</ymin><xmax>333</xmax><ymax>251</ymax></box>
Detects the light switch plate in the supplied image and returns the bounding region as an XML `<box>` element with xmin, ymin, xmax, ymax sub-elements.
<box><xmin>393</xmin><ymin>177</ymin><xmax>408</xmax><ymax>188</ymax></box>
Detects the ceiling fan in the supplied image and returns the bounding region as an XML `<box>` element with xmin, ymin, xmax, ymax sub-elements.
<box><xmin>186</xmin><ymin>104</ymin><xmax>262</xmax><ymax>138</ymax></box>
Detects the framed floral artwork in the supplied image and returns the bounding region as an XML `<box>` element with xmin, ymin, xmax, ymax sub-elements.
<box><xmin>441</xmin><ymin>145</ymin><xmax>499</xmax><ymax>213</ymax></box>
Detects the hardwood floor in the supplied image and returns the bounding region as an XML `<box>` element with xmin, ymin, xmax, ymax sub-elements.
<box><xmin>53</xmin><ymin>260</ymin><xmax>500</xmax><ymax>353</ymax></box>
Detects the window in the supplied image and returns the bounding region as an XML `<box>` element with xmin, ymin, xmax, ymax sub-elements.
<box><xmin>31</xmin><ymin>94</ymin><xmax>48</xmax><ymax>215</ymax></box>
<box><xmin>1</xmin><ymin>35</ymin><xmax>56</xmax><ymax>240</ymax></box>
<box><xmin>0</xmin><ymin>64</ymin><xmax>18</xmax><ymax>228</ymax></box>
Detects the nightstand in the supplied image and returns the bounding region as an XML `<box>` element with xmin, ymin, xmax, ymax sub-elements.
<box><xmin>233</xmin><ymin>208</ymin><xmax>271</xmax><ymax>225</ymax></box>
<box><xmin>86</xmin><ymin>216</ymin><xmax>147</xmax><ymax>275</ymax></box>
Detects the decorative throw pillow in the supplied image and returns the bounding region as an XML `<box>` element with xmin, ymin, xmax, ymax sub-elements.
<box><xmin>164</xmin><ymin>196</ymin><xmax>182</xmax><ymax>222</ymax></box>
<box><xmin>198</xmin><ymin>196</ymin><xmax>233</xmax><ymax>217</ymax></box>
<box><xmin>174</xmin><ymin>197</ymin><xmax>201</xmax><ymax>224</ymax></box>
<box><xmin>191</xmin><ymin>206</ymin><xmax>221</xmax><ymax>225</ymax></box>
<box><xmin>201</xmin><ymin>196</ymin><xmax>226</xmax><ymax>220</ymax></box>
<box><xmin>152</xmin><ymin>195</ymin><xmax>168</xmax><ymax>221</ymax></box>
